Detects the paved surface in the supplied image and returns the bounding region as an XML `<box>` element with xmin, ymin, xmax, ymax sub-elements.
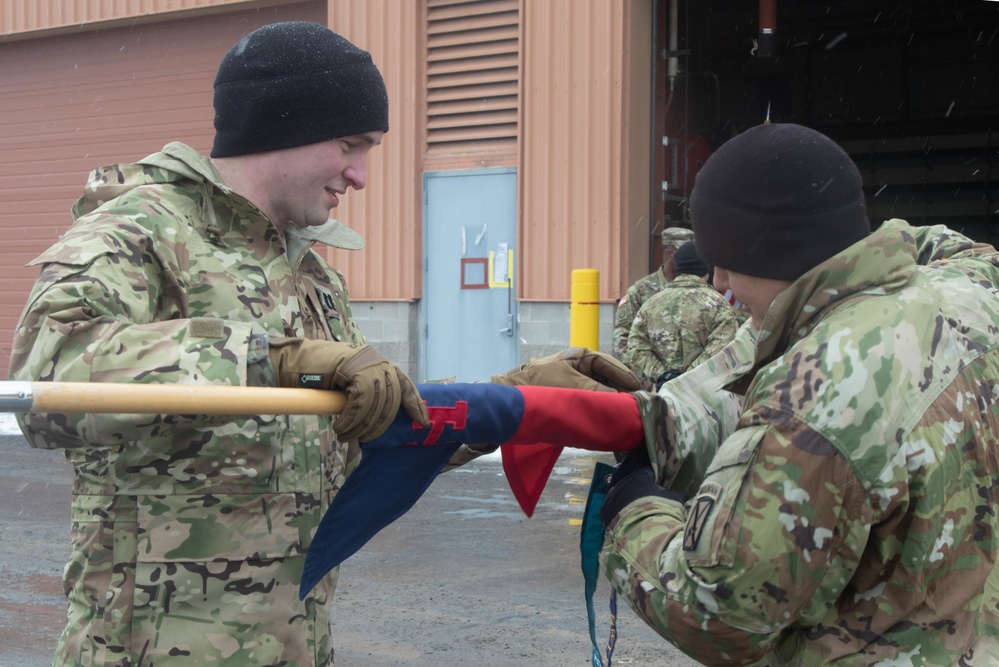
<box><xmin>0</xmin><ymin>415</ymin><xmax>702</xmax><ymax>666</ymax></box>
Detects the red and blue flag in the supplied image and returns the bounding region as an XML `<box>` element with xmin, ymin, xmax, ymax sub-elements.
<box><xmin>300</xmin><ymin>382</ymin><xmax>643</xmax><ymax>598</ymax></box>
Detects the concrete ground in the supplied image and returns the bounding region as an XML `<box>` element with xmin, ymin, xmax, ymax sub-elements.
<box><xmin>0</xmin><ymin>415</ymin><xmax>702</xmax><ymax>667</ymax></box>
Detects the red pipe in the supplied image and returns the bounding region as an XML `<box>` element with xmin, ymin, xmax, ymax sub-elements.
<box><xmin>758</xmin><ymin>0</ymin><xmax>776</xmax><ymax>58</ymax></box>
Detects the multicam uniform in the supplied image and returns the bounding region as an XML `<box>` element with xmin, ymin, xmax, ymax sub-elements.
<box><xmin>603</xmin><ymin>220</ymin><xmax>999</xmax><ymax>665</ymax></box>
<box><xmin>9</xmin><ymin>142</ymin><xmax>366</xmax><ymax>666</ymax></box>
<box><xmin>621</xmin><ymin>274</ymin><xmax>742</xmax><ymax>385</ymax></box>
<box><xmin>612</xmin><ymin>268</ymin><xmax>671</xmax><ymax>359</ymax></box>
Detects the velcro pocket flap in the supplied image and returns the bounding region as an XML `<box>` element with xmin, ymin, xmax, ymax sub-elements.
<box><xmin>682</xmin><ymin>425</ymin><xmax>767</xmax><ymax>567</ymax></box>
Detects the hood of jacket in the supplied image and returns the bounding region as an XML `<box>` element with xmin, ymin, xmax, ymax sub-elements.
<box><xmin>70</xmin><ymin>141</ymin><xmax>365</xmax><ymax>253</ymax></box>
<box><xmin>722</xmin><ymin>218</ymin><xmax>919</xmax><ymax>394</ymax></box>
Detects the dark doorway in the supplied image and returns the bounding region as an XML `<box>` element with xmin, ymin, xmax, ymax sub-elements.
<box><xmin>651</xmin><ymin>0</ymin><xmax>999</xmax><ymax>266</ymax></box>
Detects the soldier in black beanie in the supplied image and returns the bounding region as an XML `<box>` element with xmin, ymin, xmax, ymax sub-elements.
<box><xmin>671</xmin><ymin>239</ymin><xmax>711</xmax><ymax>278</ymax></box>
<box><xmin>211</xmin><ymin>21</ymin><xmax>388</xmax><ymax>158</ymax></box>
<box><xmin>210</xmin><ymin>21</ymin><xmax>391</xmax><ymax>236</ymax></box>
<box><xmin>690</xmin><ymin>122</ymin><xmax>870</xmax><ymax>281</ymax></box>
<box><xmin>600</xmin><ymin>120</ymin><xmax>999</xmax><ymax>666</ymax></box>
<box><xmin>10</xmin><ymin>21</ymin><xmax>436</xmax><ymax>667</ymax></box>
<box><xmin>689</xmin><ymin>122</ymin><xmax>871</xmax><ymax>326</ymax></box>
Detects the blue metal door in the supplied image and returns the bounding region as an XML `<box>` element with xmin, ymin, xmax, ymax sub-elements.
<box><xmin>423</xmin><ymin>169</ymin><xmax>518</xmax><ymax>382</ymax></box>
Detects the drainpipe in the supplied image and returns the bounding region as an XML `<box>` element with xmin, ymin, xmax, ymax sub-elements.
<box><xmin>758</xmin><ymin>0</ymin><xmax>776</xmax><ymax>58</ymax></box>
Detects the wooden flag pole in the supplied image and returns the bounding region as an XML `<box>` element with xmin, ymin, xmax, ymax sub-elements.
<box><xmin>0</xmin><ymin>381</ymin><xmax>346</xmax><ymax>416</ymax></box>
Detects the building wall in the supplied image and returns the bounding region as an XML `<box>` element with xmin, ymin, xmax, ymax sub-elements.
<box><xmin>517</xmin><ymin>302</ymin><xmax>616</xmax><ymax>362</ymax></box>
<box><xmin>0</xmin><ymin>0</ymin><xmax>653</xmax><ymax>378</ymax></box>
<box><xmin>0</xmin><ymin>1</ymin><xmax>328</xmax><ymax>379</ymax></box>
<box><xmin>350</xmin><ymin>301</ymin><xmax>421</xmax><ymax>378</ymax></box>
<box><xmin>518</xmin><ymin>0</ymin><xmax>651</xmax><ymax>303</ymax></box>
<box><xmin>323</xmin><ymin>0</ymin><xmax>424</xmax><ymax>303</ymax></box>
<box><xmin>0</xmin><ymin>0</ymin><xmax>257</xmax><ymax>37</ymax></box>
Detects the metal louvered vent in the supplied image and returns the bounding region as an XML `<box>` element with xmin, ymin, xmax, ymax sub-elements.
<box><xmin>426</xmin><ymin>0</ymin><xmax>520</xmax><ymax>156</ymax></box>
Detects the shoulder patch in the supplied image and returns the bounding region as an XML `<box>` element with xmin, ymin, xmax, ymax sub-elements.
<box><xmin>683</xmin><ymin>482</ymin><xmax>722</xmax><ymax>551</ymax></box>
<box><xmin>315</xmin><ymin>286</ymin><xmax>339</xmax><ymax>315</ymax></box>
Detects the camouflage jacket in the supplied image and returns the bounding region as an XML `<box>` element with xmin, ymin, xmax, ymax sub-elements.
<box><xmin>602</xmin><ymin>220</ymin><xmax>999</xmax><ymax>666</ymax></box>
<box><xmin>612</xmin><ymin>268</ymin><xmax>671</xmax><ymax>358</ymax></box>
<box><xmin>621</xmin><ymin>274</ymin><xmax>742</xmax><ymax>384</ymax></box>
<box><xmin>8</xmin><ymin>142</ymin><xmax>367</xmax><ymax>667</ymax></box>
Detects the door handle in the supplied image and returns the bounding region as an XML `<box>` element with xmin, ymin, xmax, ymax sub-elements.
<box><xmin>499</xmin><ymin>313</ymin><xmax>514</xmax><ymax>337</ymax></box>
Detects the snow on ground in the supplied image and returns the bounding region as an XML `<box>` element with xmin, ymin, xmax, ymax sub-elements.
<box><xmin>0</xmin><ymin>413</ymin><xmax>21</xmax><ymax>436</ymax></box>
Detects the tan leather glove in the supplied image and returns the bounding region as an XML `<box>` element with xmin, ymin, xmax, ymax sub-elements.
<box><xmin>491</xmin><ymin>347</ymin><xmax>641</xmax><ymax>393</ymax></box>
<box><xmin>268</xmin><ymin>337</ymin><xmax>430</xmax><ymax>442</ymax></box>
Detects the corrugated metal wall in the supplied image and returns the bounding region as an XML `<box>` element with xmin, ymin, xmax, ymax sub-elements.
<box><xmin>0</xmin><ymin>2</ymin><xmax>327</xmax><ymax>380</ymax></box>
<box><xmin>625</xmin><ymin>0</ymin><xmax>654</xmax><ymax>291</ymax></box>
<box><xmin>0</xmin><ymin>0</ymin><xmax>252</xmax><ymax>36</ymax></box>
<box><xmin>0</xmin><ymin>0</ymin><xmax>428</xmax><ymax>305</ymax></box>
<box><xmin>325</xmin><ymin>0</ymin><xmax>424</xmax><ymax>302</ymax></box>
<box><xmin>0</xmin><ymin>0</ymin><xmax>653</xmax><ymax>331</ymax></box>
<box><xmin>519</xmin><ymin>0</ymin><xmax>650</xmax><ymax>302</ymax></box>
<box><xmin>328</xmin><ymin>0</ymin><xmax>651</xmax><ymax>304</ymax></box>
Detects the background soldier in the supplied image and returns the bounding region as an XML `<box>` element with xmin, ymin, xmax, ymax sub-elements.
<box><xmin>622</xmin><ymin>240</ymin><xmax>742</xmax><ymax>389</ymax></box>
<box><xmin>612</xmin><ymin>226</ymin><xmax>694</xmax><ymax>359</ymax></box>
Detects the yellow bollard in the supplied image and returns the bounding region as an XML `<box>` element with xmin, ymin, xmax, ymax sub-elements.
<box><xmin>570</xmin><ymin>269</ymin><xmax>600</xmax><ymax>350</ymax></box>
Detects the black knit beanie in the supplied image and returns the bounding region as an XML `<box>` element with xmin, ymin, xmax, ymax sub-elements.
<box><xmin>673</xmin><ymin>241</ymin><xmax>711</xmax><ymax>277</ymax></box>
<box><xmin>690</xmin><ymin>123</ymin><xmax>870</xmax><ymax>280</ymax></box>
<box><xmin>211</xmin><ymin>21</ymin><xmax>389</xmax><ymax>158</ymax></box>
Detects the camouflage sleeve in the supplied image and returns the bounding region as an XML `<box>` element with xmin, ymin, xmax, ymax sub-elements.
<box><xmin>613</xmin><ymin>292</ymin><xmax>637</xmax><ymax>359</ymax></box>
<box><xmin>897</xmin><ymin>218</ymin><xmax>999</xmax><ymax>287</ymax></box>
<box><xmin>653</xmin><ymin>323</ymin><xmax>754</xmax><ymax>498</ymax></box>
<box><xmin>901</xmin><ymin>219</ymin><xmax>978</xmax><ymax>264</ymax></box>
<box><xmin>689</xmin><ymin>303</ymin><xmax>743</xmax><ymax>370</ymax></box>
<box><xmin>622</xmin><ymin>309</ymin><xmax>668</xmax><ymax>384</ymax></box>
<box><xmin>9</xmin><ymin>252</ymin><xmax>259</xmax><ymax>449</ymax></box>
<box><xmin>601</xmin><ymin>415</ymin><xmax>870</xmax><ymax>665</ymax></box>
<box><xmin>886</xmin><ymin>216</ymin><xmax>999</xmax><ymax>266</ymax></box>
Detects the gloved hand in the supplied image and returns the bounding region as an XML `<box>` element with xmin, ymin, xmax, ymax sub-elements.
<box><xmin>491</xmin><ymin>347</ymin><xmax>641</xmax><ymax>393</ymax></box>
<box><xmin>268</xmin><ymin>337</ymin><xmax>430</xmax><ymax>442</ymax></box>
<box><xmin>654</xmin><ymin>369</ymin><xmax>682</xmax><ymax>392</ymax></box>
<box><xmin>600</xmin><ymin>459</ymin><xmax>687</xmax><ymax>526</ymax></box>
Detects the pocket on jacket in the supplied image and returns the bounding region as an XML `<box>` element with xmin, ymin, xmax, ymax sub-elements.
<box><xmin>682</xmin><ymin>424</ymin><xmax>766</xmax><ymax>567</ymax></box>
<box><xmin>129</xmin><ymin>493</ymin><xmax>330</xmax><ymax>664</ymax></box>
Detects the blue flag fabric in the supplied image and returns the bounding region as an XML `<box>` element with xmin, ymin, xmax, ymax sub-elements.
<box><xmin>300</xmin><ymin>383</ymin><xmax>526</xmax><ymax>597</ymax></box>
